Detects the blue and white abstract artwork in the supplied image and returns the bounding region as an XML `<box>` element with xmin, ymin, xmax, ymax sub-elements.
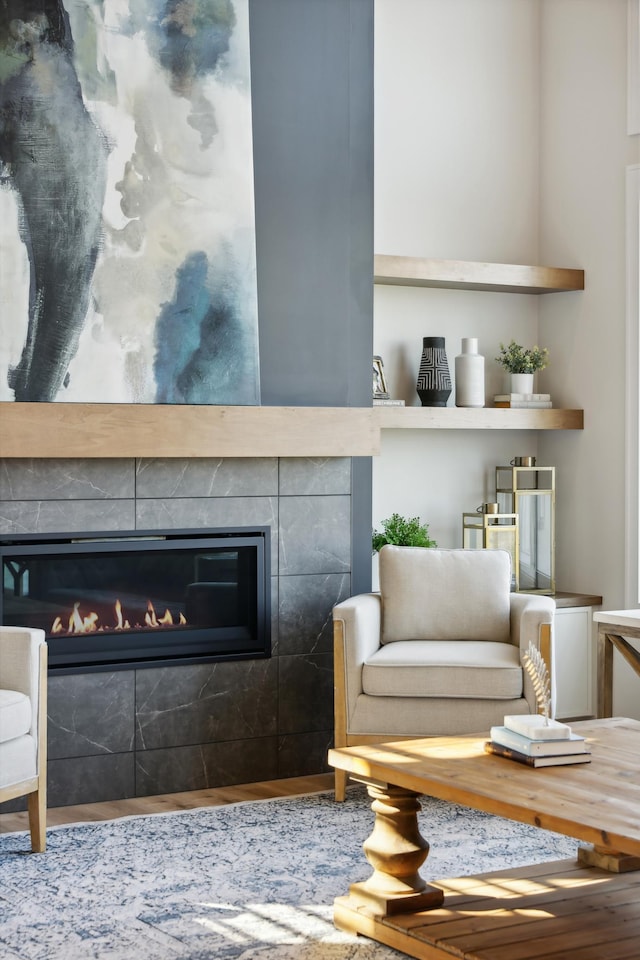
<box><xmin>0</xmin><ymin>0</ymin><xmax>260</xmax><ymax>404</ymax></box>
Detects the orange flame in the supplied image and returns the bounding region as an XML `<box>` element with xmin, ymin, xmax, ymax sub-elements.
<box><xmin>113</xmin><ymin>599</ymin><xmax>131</xmax><ymax>631</ymax></box>
<box><xmin>143</xmin><ymin>601</ymin><xmax>188</xmax><ymax>628</ymax></box>
<box><xmin>69</xmin><ymin>602</ymin><xmax>99</xmax><ymax>633</ymax></box>
<box><xmin>50</xmin><ymin>599</ymin><xmax>186</xmax><ymax>635</ymax></box>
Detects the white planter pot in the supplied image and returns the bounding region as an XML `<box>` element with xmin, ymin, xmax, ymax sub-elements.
<box><xmin>510</xmin><ymin>373</ymin><xmax>534</xmax><ymax>394</ymax></box>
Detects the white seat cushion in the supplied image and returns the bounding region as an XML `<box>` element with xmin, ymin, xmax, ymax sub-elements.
<box><xmin>0</xmin><ymin>734</ymin><xmax>37</xmax><ymax>787</ymax></box>
<box><xmin>362</xmin><ymin>640</ymin><xmax>523</xmax><ymax>699</ymax></box>
<box><xmin>0</xmin><ymin>689</ymin><xmax>32</xmax><ymax>743</ymax></box>
<box><xmin>379</xmin><ymin>546</ymin><xmax>511</xmax><ymax>644</ymax></box>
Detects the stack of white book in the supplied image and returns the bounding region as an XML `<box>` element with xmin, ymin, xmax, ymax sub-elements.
<box><xmin>484</xmin><ymin>715</ymin><xmax>591</xmax><ymax>767</ymax></box>
<box><xmin>493</xmin><ymin>393</ymin><xmax>552</xmax><ymax>409</ymax></box>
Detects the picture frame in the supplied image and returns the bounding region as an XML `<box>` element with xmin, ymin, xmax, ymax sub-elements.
<box><xmin>373</xmin><ymin>355</ymin><xmax>390</xmax><ymax>399</ymax></box>
<box><xmin>0</xmin><ymin>0</ymin><xmax>259</xmax><ymax>406</ymax></box>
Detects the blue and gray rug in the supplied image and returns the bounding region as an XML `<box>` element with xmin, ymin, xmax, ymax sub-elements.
<box><xmin>0</xmin><ymin>788</ymin><xmax>578</xmax><ymax>960</ymax></box>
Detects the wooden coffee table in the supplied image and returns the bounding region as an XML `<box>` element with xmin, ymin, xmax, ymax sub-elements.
<box><xmin>328</xmin><ymin>717</ymin><xmax>640</xmax><ymax>960</ymax></box>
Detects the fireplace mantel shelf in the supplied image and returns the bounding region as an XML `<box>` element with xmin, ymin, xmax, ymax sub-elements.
<box><xmin>0</xmin><ymin>402</ymin><xmax>584</xmax><ymax>458</ymax></box>
<box><xmin>0</xmin><ymin>403</ymin><xmax>380</xmax><ymax>458</ymax></box>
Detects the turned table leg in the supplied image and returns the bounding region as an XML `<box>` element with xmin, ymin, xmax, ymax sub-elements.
<box><xmin>338</xmin><ymin>782</ymin><xmax>444</xmax><ymax>919</ymax></box>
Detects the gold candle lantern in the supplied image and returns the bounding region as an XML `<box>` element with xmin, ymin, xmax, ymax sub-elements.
<box><xmin>495</xmin><ymin>457</ymin><xmax>555</xmax><ymax>594</ymax></box>
<box><xmin>462</xmin><ymin>502</ymin><xmax>519</xmax><ymax>591</ymax></box>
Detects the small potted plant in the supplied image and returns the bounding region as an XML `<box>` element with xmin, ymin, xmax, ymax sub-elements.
<box><xmin>495</xmin><ymin>340</ymin><xmax>549</xmax><ymax>394</ymax></box>
<box><xmin>372</xmin><ymin>513</ymin><xmax>437</xmax><ymax>553</ymax></box>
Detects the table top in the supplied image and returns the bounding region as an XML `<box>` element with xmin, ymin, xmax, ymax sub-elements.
<box><xmin>593</xmin><ymin>609</ymin><xmax>640</xmax><ymax>628</ymax></box>
<box><xmin>328</xmin><ymin>717</ymin><xmax>640</xmax><ymax>856</ymax></box>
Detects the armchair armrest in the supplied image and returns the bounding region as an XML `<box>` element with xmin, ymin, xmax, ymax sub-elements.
<box><xmin>0</xmin><ymin>627</ymin><xmax>46</xmax><ymax>741</ymax></box>
<box><xmin>509</xmin><ymin>593</ymin><xmax>556</xmax><ymax>716</ymax></box>
<box><xmin>333</xmin><ymin>593</ymin><xmax>381</xmax><ymax>743</ymax></box>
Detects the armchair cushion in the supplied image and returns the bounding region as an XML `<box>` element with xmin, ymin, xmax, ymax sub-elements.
<box><xmin>362</xmin><ymin>640</ymin><xmax>523</xmax><ymax>699</ymax></box>
<box><xmin>1</xmin><ymin>734</ymin><xmax>37</xmax><ymax>785</ymax></box>
<box><xmin>379</xmin><ymin>546</ymin><xmax>511</xmax><ymax>644</ymax></box>
<box><xmin>0</xmin><ymin>689</ymin><xmax>32</xmax><ymax>743</ymax></box>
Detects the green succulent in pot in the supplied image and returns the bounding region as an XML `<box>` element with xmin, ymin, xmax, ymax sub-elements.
<box><xmin>495</xmin><ymin>340</ymin><xmax>549</xmax><ymax>374</ymax></box>
<box><xmin>372</xmin><ymin>513</ymin><xmax>437</xmax><ymax>553</ymax></box>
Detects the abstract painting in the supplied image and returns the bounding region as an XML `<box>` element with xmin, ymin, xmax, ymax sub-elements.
<box><xmin>0</xmin><ymin>0</ymin><xmax>260</xmax><ymax>404</ymax></box>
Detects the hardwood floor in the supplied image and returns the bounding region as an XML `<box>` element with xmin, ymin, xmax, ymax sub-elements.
<box><xmin>0</xmin><ymin>773</ymin><xmax>335</xmax><ymax>835</ymax></box>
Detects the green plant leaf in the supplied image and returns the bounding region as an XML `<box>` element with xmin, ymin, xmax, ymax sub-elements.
<box><xmin>372</xmin><ymin>513</ymin><xmax>437</xmax><ymax>552</ymax></box>
<box><xmin>495</xmin><ymin>340</ymin><xmax>549</xmax><ymax>374</ymax></box>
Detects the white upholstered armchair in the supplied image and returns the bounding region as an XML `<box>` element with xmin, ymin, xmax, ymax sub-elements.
<box><xmin>0</xmin><ymin>626</ymin><xmax>48</xmax><ymax>851</ymax></box>
<box><xmin>333</xmin><ymin>546</ymin><xmax>554</xmax><ymax>800</ymax></box>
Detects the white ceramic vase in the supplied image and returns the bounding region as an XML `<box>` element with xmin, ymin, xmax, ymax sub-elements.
<box><xmin>454</xmin><ymin>338</ymin><xmax>485</xmax><ymax>407</ymax></box>
<box><xmin>510</xmin><ymin>372</ymin><xmax>535</xmax><ymax>394</ymax></box>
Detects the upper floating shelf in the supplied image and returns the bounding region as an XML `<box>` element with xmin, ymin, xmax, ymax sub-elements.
<box><xmin>374</xmin><ymin>255</ymin><xmax>585</xmax><ymax>294</ymax></box>
<box><xmin>374</xmin><ymin>406</ymin><xmax>584</xmax><ymax>431</ymax></box>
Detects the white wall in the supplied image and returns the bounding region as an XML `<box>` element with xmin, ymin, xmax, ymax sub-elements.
<box><xmin>374</xmin><ymin>0</ymin><xmax>543</xmax><ymax>547</ymax></box>
<box><xmin>373</xmin><ymin>0</ymin><xmax>640</xmax><ymax>715</ymax></box>
<box><xmin>538</xmin><ymin>0</ymin><xmax>640</xmax><ymax>715</ymax></box>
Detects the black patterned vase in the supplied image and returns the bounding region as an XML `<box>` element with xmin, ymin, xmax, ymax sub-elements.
<box><xmin>416</xmin><ymin>336</ymin><xmax>452</xmax><ymax>407</ymax></box>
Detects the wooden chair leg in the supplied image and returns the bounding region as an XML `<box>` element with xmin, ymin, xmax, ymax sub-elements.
<box><xmin>335</xmin><ymin>768</ymin><xmax>348</xmax><ymax>802</ymax></box>
<box><xmin>27</xmin><ymin>788</ymin><xmax>46</xmax><ymax>853</ymax></box>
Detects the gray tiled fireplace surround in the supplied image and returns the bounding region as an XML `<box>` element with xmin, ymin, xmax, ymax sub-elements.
<box><xmin>0</xmin><ymin>457</ymin><xmax>351</xmax><ymax>808</ymax></box>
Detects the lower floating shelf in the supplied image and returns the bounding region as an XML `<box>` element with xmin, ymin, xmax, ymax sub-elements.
<box><xmin>374</xmin><ymin>406</ymin><xmax>583</xmax><ymax>431</ymax></box>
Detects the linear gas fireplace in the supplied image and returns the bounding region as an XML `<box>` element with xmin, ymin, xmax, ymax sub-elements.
<box><xmin>0</xmin><ymin>528</ymin><xmax>270</xmax><ymax>673</ymax></box>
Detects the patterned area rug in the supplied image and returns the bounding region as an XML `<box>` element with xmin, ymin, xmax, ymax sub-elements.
<box><xmin>0</xmin><ymin>787</ymin><xmax>578</xmax><ymax>960</ymax></box>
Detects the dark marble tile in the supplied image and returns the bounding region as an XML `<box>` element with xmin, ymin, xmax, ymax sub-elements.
<box><xmin>135</xmin><ymin>736</ymin><xmax>279</xmax><ymax>796</ymax></box>
<box><xmin>279</xmin><ymin>457</ymin><xmax>351</xmax><ymax>496</ymax></box>
<box><xmin>136</xmin><ymin>458</ymin><xmax>278</xmax><ymax>497</ymax></box>
<box><xmin>48</xmin><ymin>672</ymin><xmax>136</xmax><ymax>760</ymax></box>
<box><xmin>0</xmin><ymin>499</ymin><xmax>135</xmax><ymax>534</ymax></box>
<box><xmin>278</xmin><ymin>731</ymin><xmax>333</xmax><ymax>778</ymax></box>
<box><xmin>278</xmin><ymin>573</ymin><xmax>350</xmax><ymax>655</ymax></box>
<box><xmin>48</xmin><ymin>752</ymin><xmax>135</xmax><ymax>806</ymax></box>
<box><xmin>270</xmin><ymin>575</ymin><xmax>280</xmax><ymax>656</ymax></box>
<box><xmin>277</xmin><ymin>653</ymin><xmax>334</xmax><ymax>735</ymax></box>
<box><xmin>135</xmin><ymin>496</ymin><xmax>278</xmax><ymax>572</ymax></box>
<box><xmin>0</xmin><ymin>459</ymin><xmax>135</xmax><ymax>500</ymax></box>
<box><xmin>279</xmin><ymin>495</ymin><xmax>350</xmax><ymax>575</ymax></box>
<box><xmin>135</xmin><ymin>658</ymin><xmax>278</xmax><ymax>751</ymax></box>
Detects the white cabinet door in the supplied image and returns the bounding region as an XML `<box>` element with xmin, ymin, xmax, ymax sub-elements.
<box><xmin>554</xmin><ymin>606</ymin><xmax>594</xmax><ymax>720</ymax></box>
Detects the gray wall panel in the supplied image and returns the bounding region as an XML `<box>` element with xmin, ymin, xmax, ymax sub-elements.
<box><xmin>250</xmin><ymin>0</ymin><xmax>374</xmax><ymax>409</ymax></box>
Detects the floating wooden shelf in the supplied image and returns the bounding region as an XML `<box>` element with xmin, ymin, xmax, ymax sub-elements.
<box><xmin>0</xmin><ymin>403</ymin><xmax>381</xmax><ymax>459</ymax></box>
<box><xmin>374</xmin><ymin>255</ymin><xmax>585</xmax><ymax>294</ymax></box>
<box><xmin>374</xmin><ymin>406</ymin><xmax>584</xmax><ymax>431</ymax></box>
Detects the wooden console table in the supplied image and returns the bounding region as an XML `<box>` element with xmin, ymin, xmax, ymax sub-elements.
<box><xmin>593</xmin><ymin>610</ymin><xmax>640</xmax><ymax>717</ymax></box>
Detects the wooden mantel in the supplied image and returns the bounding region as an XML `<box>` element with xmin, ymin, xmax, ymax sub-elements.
<box><xmin>0</xmin><ymin>402</ymin><xmax>381</xmax><ymax>459</ymax></box>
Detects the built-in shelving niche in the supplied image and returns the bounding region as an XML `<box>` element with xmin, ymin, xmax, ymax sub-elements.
<box><xmin>373</xmin><ymin>254</ymin><xmax>585</xmax><ymax>432</ymax></box>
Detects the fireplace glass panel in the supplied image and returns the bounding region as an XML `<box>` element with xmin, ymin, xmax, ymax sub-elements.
<box><xmin>1</xmin><ymin>529</ymin><xmax>270</xmax><ymax>673</ymax></box>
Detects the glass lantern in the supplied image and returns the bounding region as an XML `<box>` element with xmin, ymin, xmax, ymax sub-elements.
<box><xmin>495</xmin><ymin>458</ymin><xmax>555</xmax><ymax>594</ymax></box>
<box><xmin>462</xmin><ymin>502</ymin><xmax>519</xmax><ymax>591</ymax></box>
